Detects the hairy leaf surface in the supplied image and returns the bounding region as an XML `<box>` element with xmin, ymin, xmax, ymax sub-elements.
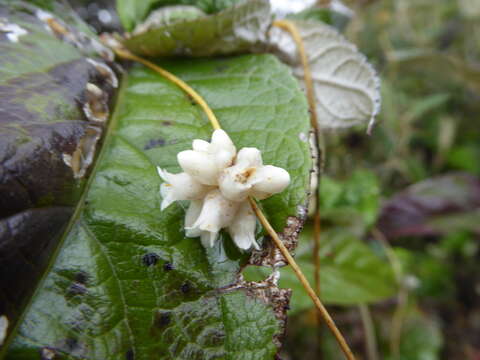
<box><xmin>123</xmin><ymin>0</ymin><xmax>270</xmax><ymax>57</ymax></box>
<box><xmin>269</xmin><ymin>20</ymin><xmax>381</xmax><ymax>130</ymax></box>
<box><xmin>4</xmin><ymin>54</ymin><xmax>312</xmax><ymax>359</ymax></box>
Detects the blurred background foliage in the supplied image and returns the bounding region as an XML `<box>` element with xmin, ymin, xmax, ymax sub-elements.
<box><xmin>280</xmin><ymin>0</ymin><xmax>480</xmax><ymax>359</ymax></box>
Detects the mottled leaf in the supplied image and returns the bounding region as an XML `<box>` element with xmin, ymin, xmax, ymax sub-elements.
<box><xmin>0</xmin><ymin>2</ymin><xmax>116</xmax><ymax>329</ymax></box>
<box><xmin>244</xmin><ymin>225</ymin><xmax>396</xmax><ymax>313</ymax></box>
<box><xmin>377</xmin><ymin>173</ymin><xmax>480</xmax><ymax>238</ymax></box>
<box><xmin>4</xmin><ymin>55</ymin><xmax>312</xmax><ymax>358</ymax></box>
<box><xmin>269</xmin><ymin>20</ymin><xmax>381</xmax><ymax>130</ymax></box>
<box><xmin>123</xmin><ymin>0</ymin><xmax>271</xmax><ymax>57</ymax></box>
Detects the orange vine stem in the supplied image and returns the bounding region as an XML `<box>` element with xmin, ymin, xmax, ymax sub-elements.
<box><xmin>272</xmin><ymin>19</ymin><xmax>323</xmax><ymax>304</ymax></box>
<box><xmin>249</xmin><ymin>199</ymin><xmax>355</xmax><ymax>360</ymax></box>
<box><xmin>272</xmin><ymin>19</ymin><xmax>355</xmax><ymax>360</ymax></box>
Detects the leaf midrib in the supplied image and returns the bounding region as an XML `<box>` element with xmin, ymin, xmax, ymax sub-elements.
<box><xmin>0</xmin><ymin>74</ymin><xmax>128</xmax><ymax>358</ymax></box>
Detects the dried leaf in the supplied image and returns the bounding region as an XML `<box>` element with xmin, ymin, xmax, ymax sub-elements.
<box><xmin>377</xmin><ymin>173</ymin><xmax>480</xmax><ymax>238</ymax></box>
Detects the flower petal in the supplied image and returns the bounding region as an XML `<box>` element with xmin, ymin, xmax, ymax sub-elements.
<box><xmin>218</xmin><ymin>148</ymin><xmax>263</xmax><ymax>201</ymax></box>
<box><xmin>236</xmin><ymin>147</ymin><xmax>263</xmax><ymax>167</ymax></box>
<box><xmin>160</xmin><ymin>183</ymin><xmax>176</xmax><ymax>210</ymax></box>
<box><xmin>211</xmin><ymin>129</ymin><xmax>236</xmax><ymax>155</ymax></box>
<box><xmin>157</xmin><ymin>167</ymin><xmax>210</xmax><ymax>210</ymax></box>
<box><xmin>177</xmin><ymin>150</ymin><xmax>219</xmax><ymax>185</ymax></box>
<box><xmin>185</xmin><ymin>200</ymin><xmax>203</xmax><ymax>237</ymax></box>
<box><xmin>192</xmin><ymin>139</ymin><xmax>210</xmax><ymax>152</ymax></box>
<box><xmin>228</xmin><ymin>201</ymin><xmax>259</xmax><ymax>250</ymax></box>
<box><xmin>200</xmin><ymin>231</ymin><xmax>218</xmax><ymax>248</ymax></box>
<box><xmin>188</xmin><ymin>189</ymin><xmax>239</xmax><ymax>234</ymax></box>
<box><xmin>218</xmin><ymin>165</ymin><xmax>252</xmax><ymax>202</ymax></box>
<box><xmin>210</xmin><ymin>129</ymin><xmax>236</xmax><ymax>171</ymax></box>
<box><xmin>251</xmin><ymin>165</ymin><xmax>290</xmax><ymax>200</ymax></box>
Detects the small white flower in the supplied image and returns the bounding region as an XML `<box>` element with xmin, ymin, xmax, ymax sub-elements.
<box><xmin>157</xmin><ymin>167</ymin><xmax>210</xmax><ymax>210</ymax></box>
<box><xmin>219</xmin><ymin>147</ymin><xmax>290</xmax><ymax>201</ymax></box>
<box><xmin>177</xmin><ymin>129</ymin><xmax>236</xmax><ymax>185</ymax></box>
<box><xmin>184</xmin><ymin>200</ymin><xmax>203</xmax><ymax>238</ymax></box>
<box><xmin>228</xmin><ymin>201</ymin><xmax>260</xmax><ymax>250</ymax></box>
<box><xmin>157</xmin><ymin>129</ymin><xmax>291</xmax><ymax>251</ymax></box>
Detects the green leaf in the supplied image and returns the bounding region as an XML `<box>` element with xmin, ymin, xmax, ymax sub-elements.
<box><xmin>4</xmin><ymin>54</ymin><xmax>312</xmax><ymax>358</ymax></box>
<box><xmin>244</xmin><ymin>225</ymin><xmax>396</xmax><ymax>313</ymax></box>
<box><xmin>320</xmin><ymin>170</ymin><xmax>380</xmax><ymax>231</ymax></box>
<box><xmin>117</xmin><ymin>0</ymin><xmax>156</xmax><ymax>31</ymax></box>
<box><xmin>385</xmin><ymin>306</ymin><xmax>443</xmax><ymax>360</ymax></box>
<box><xmin>123</xmin><ymin>0</ymin><xmax>271</xmax><ymax>57</ymax></box>
<box><xmin>0</xmin><ymin>2</ymin><xmax>115</xmax><ymax>330</ymax></box>
<box><xmin>117</xmin><ymin>0</ymin><xmax>242</xmax><ymax>31</ymax></box>
<box><xmin>288</xmin><ymin>7</ymin><xmax>352</xmax><ymax>31</ymax></box>
<box><xmin>447</xmin><ymin>144</ymin><xmax>480</xmax><ymax>175</ymax></box>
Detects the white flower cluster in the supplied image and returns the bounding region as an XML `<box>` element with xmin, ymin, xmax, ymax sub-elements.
<box><xmin>158</xmin><ymin>129</ymin><xmax>290</xmax><ymax>250</ymax></box>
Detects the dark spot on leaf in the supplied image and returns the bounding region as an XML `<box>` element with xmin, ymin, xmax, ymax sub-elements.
<box><xmin>184</xmin><ymin>93</ymin><xmax>196</xmax><ymax>105</ymax></box>
<box><xmin>144</xmin><ymin>138</ymin><xmax>166</xmax><ymax>150</ymax></box>
<box><xmin>162</xmin><ymin>121</ymin><xmax>172</xmax><ymax>126</ymax></box>
<box><xmin>180</xmin><ymin>282</ymin><xmax>191</xmax><ymax>294</ymax></box>
<box><xmin>67</xmin><ymin>282</ymin><xmax>87</xmax><ymax>296</ymax></box>
<box><xmin>125</xmin><ymin>349</ymin><xmax>134</xmax><ymax>360</ymax></box>
<box><xmin>215</xmin><ymin>64</ymin><xmax>229</xmax><ymax>72</ymax></box>
<box><xmin>163</xmin><ymin>262</ymin><xmax>174</xmax><ymax>271</ymax></box>
<box><xmin>74</xmin><ymin>271</ymin><xmax>89</xmax><ymax>284</ymax></box>
<box><xmin>142</xmin><ymin>253</ymin><xmax>159</xmax><ymax>266</ymax></box>
<box><xmin>154</xmin><ymin>311</ymin><xmax>171</xmax><ymax>328</ymax></box>
<box><xmin>64</xmin><ymin>337</ymin><xmax>79</xmax><ymax>351</ymax></box>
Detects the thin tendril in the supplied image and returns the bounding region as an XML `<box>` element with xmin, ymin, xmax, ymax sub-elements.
<box><xmin>111</xmin><ymin>45</ymin><xmax>355</xmax><ymax>360</ymax></box>
<box><xmin>113</xmin><ymin>48</ymin><xmax>222</xmax><ymax>131</ymax></box>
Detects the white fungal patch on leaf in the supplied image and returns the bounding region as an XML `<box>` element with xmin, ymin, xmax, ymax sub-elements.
<box><xmin>269</xmin><ymin>20</ymin><xmax>381</xmax><ymax>131</ymax></box>
<box><xmin>83</xmin><ymin>83</ymin><xmax>109</xmax><ymax>123</ymax></box>
<box><xmin>0</xmin><ymin>20</ymin><xmax>27</xmax><ymax>42</ymax></box>
<box><xmin>158</xmin><ymin>129</ymin><xmax>291</xmax><ymax>250</ymax></box>
<box><xmin>35</xmin><ymin>9</ymin><xmax>113</xmax><ymax>61</ymax></box>
<box><xmin>63</xmin><ymin>125</ymin><xmax>102</xmax><ymax>178</ymax></box>
<box><xmin>86</xmin><ymin>58</ymin><xmax>118</xmax><ymax>88</ymax></box>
